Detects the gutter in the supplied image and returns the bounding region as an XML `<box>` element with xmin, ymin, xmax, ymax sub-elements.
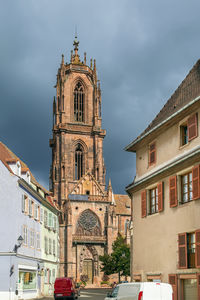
<box><xmin>126</xmin><ymin>146</ymin><xmax>200</xmax><ymax>192</ymax></box>
<box><xmin>125</xmin><ymin>95</ymin><xmax>200</xmax><ymax>151</ymax></box>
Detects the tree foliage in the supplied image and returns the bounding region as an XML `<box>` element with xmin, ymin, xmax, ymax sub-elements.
<box><xmin>99</xmin><ymin>234</ymin><xmax>130</xmax><ymax>279</ymax></box>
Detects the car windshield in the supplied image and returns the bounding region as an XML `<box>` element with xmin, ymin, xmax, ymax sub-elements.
<box><xmin>111</xmin><ymin>286</ymin><xmax>119</xmax><ymax>297</ymax></box>
<box><xmin>118</xmin><ymin>284</ymin><xmax>141</xmax><ymax>297</ymax></box>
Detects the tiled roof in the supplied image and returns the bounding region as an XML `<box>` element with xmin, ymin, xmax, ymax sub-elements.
<box><xmin>114</xmin><ymin>194</ymin><xmax>131</xmax><ymax>215</ymax></box>
<box><xmin>127</xmin><ymin>59</ymin><xmax>200</xmax><ymax>149</ymax></box>
<box><xmin>0</xmin><ymin>141</ymin><xmax>58</xmax><ymax>210</ymax></box>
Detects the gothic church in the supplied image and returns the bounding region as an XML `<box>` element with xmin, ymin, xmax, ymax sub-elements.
<box><xmin>49</xmin><ymin>36</ymin><xmax>131</xmax><ymax>286</ymax></box>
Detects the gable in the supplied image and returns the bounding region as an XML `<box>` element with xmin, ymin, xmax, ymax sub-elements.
<box><xmin>69</xmin><ymin>172</ymin><xmax>105</xmax><ymax>196</ymax></box>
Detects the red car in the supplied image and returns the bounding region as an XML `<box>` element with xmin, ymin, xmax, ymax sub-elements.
<box><xmin>54</xmin><ymin>277</ymin><xmax>79</xmax><ymax>300</ymax></box>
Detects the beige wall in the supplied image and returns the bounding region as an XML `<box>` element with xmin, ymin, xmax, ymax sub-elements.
<box><xmin>132</xmin><ymin>170</ymin><xmax>200</xmax><ymax>282</ymax></box>
<box><xmin>130</xmin><ymin>106</ymin><xmax>200</xmax><ymax>284</ymax></box>
<box><xmin>136</xmin><ymin>109</ymin><xmax>200</xmax><ymax>179</ymax></box>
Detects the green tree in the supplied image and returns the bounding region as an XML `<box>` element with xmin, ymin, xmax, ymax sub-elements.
<box><xmin>99</xmin><ymin>234</ymin><xmax>130</xmax><ymax>282</ymax></box>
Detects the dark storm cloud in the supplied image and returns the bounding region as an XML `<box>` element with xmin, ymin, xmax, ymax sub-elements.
<box><xmin>1</xmin><ymin>0</ymin><xmax>200</xmax><ymax>192</ymax></box>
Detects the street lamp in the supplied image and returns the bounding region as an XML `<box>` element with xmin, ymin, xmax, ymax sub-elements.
<box><xmin>14</xmin><ymin>235</ymin><xmax>24</xmax><ymax>252</ymax></box>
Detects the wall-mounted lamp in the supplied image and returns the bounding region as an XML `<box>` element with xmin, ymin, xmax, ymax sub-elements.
<box><xmin>14</xmin><ymin>235</ymin><xmax>24</xmax><ymax>252</ymax></box>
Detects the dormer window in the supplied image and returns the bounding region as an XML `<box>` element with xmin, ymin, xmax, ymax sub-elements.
<box><xmin>17</xmin><ymin>161</ymin><xmax>21</xmax><ymax>176</ymax></box>
<box><xmin>27</xmin><ymin>171</ymin><xmax>30</xmax><ymax>184</ymax></box>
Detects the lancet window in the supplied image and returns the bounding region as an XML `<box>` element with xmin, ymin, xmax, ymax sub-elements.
<box><xmin>74</xmin><ymin>82</ymin><xmax>84</xmax><ymax>122</ymax></box>
<box><xmin>75</xmin><ymin>144</ymin><xmax>83</xmax><ymax>180</ymax></box>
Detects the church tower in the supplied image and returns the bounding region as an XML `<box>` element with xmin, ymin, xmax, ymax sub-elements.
<box><xmin>50</xmin><ymin>35</ymin><xmax>106</xmax><ymax>202</ymax></box>
<box><xmin>49</xmin><ymin>36</ymin><xmax>131</xmax><ymax>285</ymax></box>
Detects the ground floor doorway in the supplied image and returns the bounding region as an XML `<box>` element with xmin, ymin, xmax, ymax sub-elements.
<box><xmin>82</xmin><ymin>259</ymin><xmax>93</xmax><ymax>284</ymax></box>
<box><xmin>181</xmin><ymin>278</ymin><xmax>197</xmax><ymax>300</ymax></box>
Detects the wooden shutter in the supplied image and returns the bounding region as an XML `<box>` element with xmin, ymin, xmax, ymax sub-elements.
<box><xmin>149</xmin><ymin>142</ymin><xmax>156</xmax><ymax>165</ymax></box>
<box><xmin>188</xmin><ymin>113</ymin><xmax>198</xmax><ymax>141</ymax></box>
<box><xmin>141</xmin><ymin>190</ymin><xmax>147</xmax><ymax>218</ymax></box>
<box><xmin>192</xmin><ymin>165</ymin><xmax>200</xmax><ymax>200</ymax></box>
<box><xmin>178</xmin><ymin>233</ymin><xmax>187</xmax><ymax>269</ymax></box>
<box><xmin>168</xmin><ymin>274</ymin><xmax>178</xmax><ymax>300</ymax></box>
<box><xmin>169</xmin><ymin>176</ymin><xmax>178</xmax><ymax>207</ymax></box>
<box><xmin>196</xmin><ymin>230</ymin><xmax>200</xmax><ymax>268</ymax></box>
<box><xmin>158</xmin><ymin>182</ymin><xmax>163</xmax><ymax>212</ymax></box>
<box><xmin>197</xmin><ymin>273</ymin><xmax>200</xmax><ymax>300</ymax></box>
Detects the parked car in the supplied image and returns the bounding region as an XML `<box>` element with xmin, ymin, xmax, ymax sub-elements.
<box><xmin>105</xmin><ymin>282</ymin><xmax>173</xmax><ymax>300</ymax></box>
<box><xmin>54</xmin><ymin>277</ymin><xmax>79</xmax><ymax>300</ymax></box>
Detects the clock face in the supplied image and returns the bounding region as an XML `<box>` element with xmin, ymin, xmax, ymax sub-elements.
<box><xmin>78</xmin><ymin>210</ymin><xmax>98</xmax><ymax>231</ymax></box>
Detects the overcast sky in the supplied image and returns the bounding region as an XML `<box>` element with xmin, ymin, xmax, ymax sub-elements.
<box><xmin>1</xmin><ymin>0</ymin><xmax>200</xmax><ymax>194</ymax></box>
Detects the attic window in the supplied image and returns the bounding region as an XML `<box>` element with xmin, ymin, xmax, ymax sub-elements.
<box><xmin>180</xmin><ymin>113</ymin><xmax>198</xmax><ymax>146</ymax></box>
<box><xmin>149</xmin><ymin>142</ymin><xmax>156</xmax><ymax>166</ymax></box>
<box><xmin>180</xmin><ymin>124</ymin><xmax>188</xmax><ymax>146</ymax></box>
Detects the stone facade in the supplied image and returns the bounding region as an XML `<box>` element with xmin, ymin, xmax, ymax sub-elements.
<box><xmin>50</xmin><ymin>37</ymin><xmax>131</xmax><ymax>285</ymax></box>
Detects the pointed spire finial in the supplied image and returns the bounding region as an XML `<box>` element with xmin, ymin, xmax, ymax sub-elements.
<box><xmin>84</xmin><ymin>52</ymin><xmax>87</xmax><ymax>65</ymax></box>
<box><xmin>61</xmin><ymin>54</ymin><xmax>64</xmax><ymax>66</ymax></box>
<box><xmin>73</xmin><ymin>27</ymin><xmax>79</xmax><ymax>52</ymax></box>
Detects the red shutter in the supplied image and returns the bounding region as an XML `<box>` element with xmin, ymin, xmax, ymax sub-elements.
<box><xmin>196</xmin><ymin>230</ymin><xmax>200</xmax><ymax>268</ymax></box>
<box><xmin>188</xmin><ymin>113</ymin><xmax>198</xmax><ymax>141</ymax></box>
<box><xmin>168</xmin><ymin>274</ymin><xmax>178</xmax><ymax>300</ymax></box>
<box><xmin>141</xmin><ymin>190</ymin><xmax>147</xmax><ymax>218</ymax></box>
<box><xmin>192</xmin><ymin>165</ymin><xmax>200</xmax><ymax>200</ymax></box>
<box><xmin>169</xmin><ymin>176</ymin><xmax>177</xmax><ymax>207</ymax></box>
<box><xmin>178</xmin><ymin>233</ymin><xmax>187</xmax><ymax>269</ymax></box>
<box><xmin>149</xmin><ymin>142</ymin><xmax>156</xmax><ymax>165</ymax></box>
<box><xmin>197</xmin><ymin>273</ymin><xmax>200</xmax><ymax>300</ymax></box>
<box><xmin>158</xmin><ymin>182</ymin><xmax>163</xmax><ymax>212</ymax></box>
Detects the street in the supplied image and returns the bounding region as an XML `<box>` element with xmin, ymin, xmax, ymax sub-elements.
<box><xmin>36</xmin><ymin>288</ymin><xmax>111</xmax><ymax>300</ymax></box>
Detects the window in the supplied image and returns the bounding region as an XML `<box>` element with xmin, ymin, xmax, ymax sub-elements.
<box><xmin>49</xmin><ymin>238</ymin><xmax>52</xmax><ymax>254</ymax></box>
<box><xmin>74</xmin><ymin>82</ymin><xmax>84</xmax><ymax>122</ymax></box>
<box><xmin>23</xmin><ymin>226</ymin><xmax>28</xmax><ymax>245</ymax></box>
<box><xmin>34</xmin><ymin>203</ymin><xmax>38</xmax><ymax>220</ymax></box>
<box><xmin>40</xmin><ymin>207</ymin><xmax>43</xmax><ymax>223</ymax></box>
<box><xmin>52</xmin><ymin>269</ymin><xmax>56</xmax><ymax>282</ymax></box>
<box><xmin>181</xmin><ymin>172</ymin><xmax>193</xmax><ymax>203</ymax></box>
<box><xmin>149</xmin><ymin>187</ymin><xmax>158</xmax><ymax>214</ymax></box>
<box><xmin>180</xmin><ymin>113</ymin><xmax>198</xmax><ymax>146</ymax></box>
<box><xmin>149</xmin><ymin>142</ymin><xmax>156</xmax><ymax>166</ymax></box>
<box><xmin>141</xmin><ymin>182</ymin><xmax>163</xmax><ymax>218</ymax></box>
<box><xmin>28</xmin><ymin>199</ymin><xmax>32</xmax><ymax>216</ymax></box>
<box><xmin>22</xmin><ymin>195</ymin><xmax>26</xmax><ymax>213</ymax></box>
<box><xmin>30</xmin><ymin>230</ymin><xmax>34</xmax><ymax>248</ymax></box>
<box><xmin>44</xmin><ymin>210</ymin><xmax>48</xmax><ymax>227</ymax></box>
<box><xmin>53</xmin><ymin>216</ymin><xmax>57</xmax><ymax>231</ymax></box>
<box><xmin>36</xmin><ymin>233</ymin><xmax>40</xmax><ymax>250</ymax></box>
<box><xmin>53</xmin><ymin>240</ymin><xmax>56</xmax><ymax>255</ymax></box>
<box><xmin>75</xmin><ymin>144</ymin><xmax>83</xmax><ymax>180</ymax></box>
<box><xmin>19</xmin><ymin>271</ymin><xmax>36</xmax><ymax>290</ymax></box>
<box><xmin>180</xmin><ymin>124</ymin><xmax>188</xmax><ymax>146</ymax></box>
<box><xmin>48</xmin><ymin>213</ymin><xmax>53</xmax><ymax>228</ymax></box>
<box><xmin>188</xmin><ymin>233</ymin><xmax>195</xmax><ymax>268</ymax></box>
<box><xmin>178</xmin><ymin>230</ymin><xmax>200</xmax><ymax>269</ymax></box>
<box><xmin>44</xmin><ymin>236</ymin><xmax>48</xmax><ymax>254</ymax></box>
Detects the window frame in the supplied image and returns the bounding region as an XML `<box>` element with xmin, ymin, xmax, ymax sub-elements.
<box><xmin>149</xmin><ymin>186</ymin><xmax>158</xmax><ymax>215</ymax></box>
<box><xmin>149</xmin><ymin>141</ymin><xmax>156</xmax><ymax>166</ymax></box>
<box><xmin>74</xmin><ymin>82</ymin><xmax>85</xmax><ymax>123</ymax></box>
<box><xmin>181</xmin><ymin>171</ymin><xmax>193</xmax><ymax>204</ymax></box>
